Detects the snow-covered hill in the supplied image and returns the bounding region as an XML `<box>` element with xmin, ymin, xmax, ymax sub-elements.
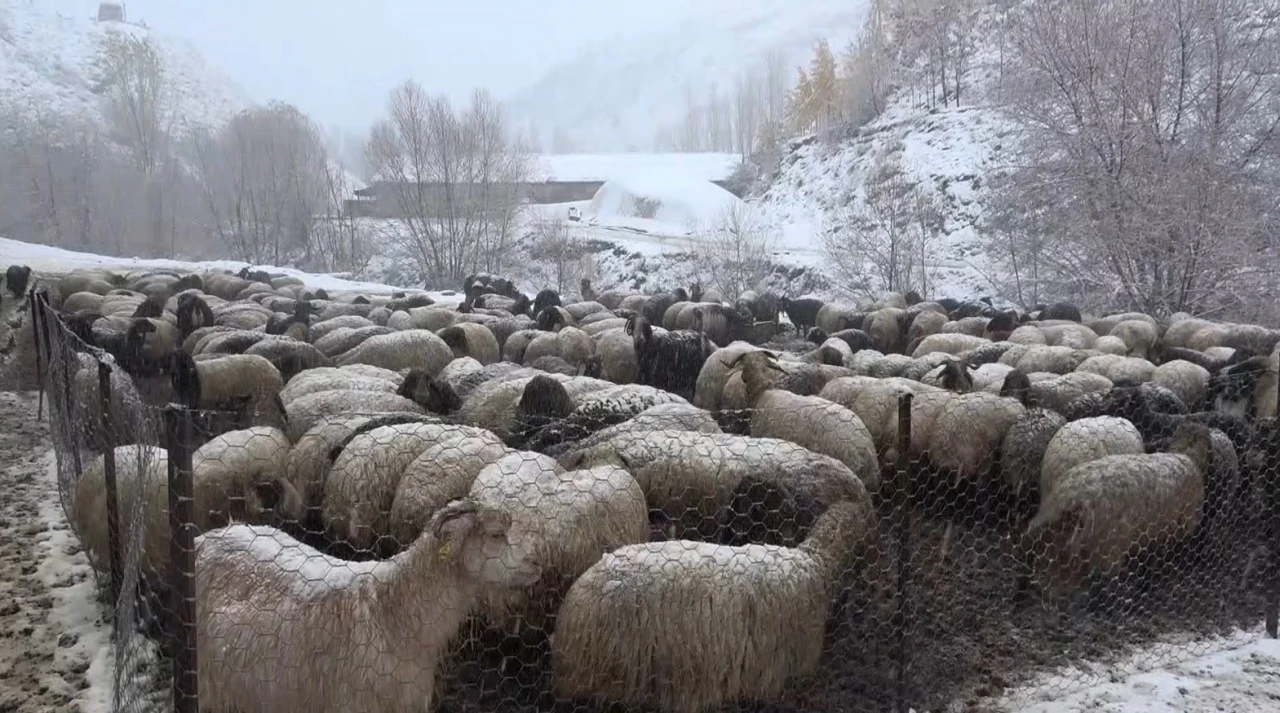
<box><xmin>506</xmin><ymin>0</ymin><xmax>868</xmax><ymax>152</ymax></box>
<box><xmin>0</xmin><ymin>0</ymin><xmax>251</xmax><ymax>132</ymax></box>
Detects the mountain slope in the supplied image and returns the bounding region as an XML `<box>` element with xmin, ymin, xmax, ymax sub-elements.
<box><xmin>506</xmin><ymin>0</ymin><xmax>868</xmax><ymax>152</ymax></box>
<box><xmin>0</xmin><ymin>0</ymin><xmax>251</xmax><ymax>132</ymax></box>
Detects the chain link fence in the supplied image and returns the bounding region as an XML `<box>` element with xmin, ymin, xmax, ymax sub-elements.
<box><xmin>27</xmin><ymin>287</ymin><xmax>1280</xmax><ymax>713</ymax></box>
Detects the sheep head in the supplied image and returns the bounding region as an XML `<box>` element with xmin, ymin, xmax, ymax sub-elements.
<box><xmin>438</xmin><ymin>326</ymin><xmax>470</xmax><ymax>358</ymax></box>
<box><xmin>999</xmin><ymin>370</ymin><xmax>1032</xmax><ymax>406</ymax></box>
<box><xmin>807</xmin><ymin>327</ymin><xmax>829</xmax><ymax>345</ymax></box>
<box><xmin>938</xmin><ymin>358</ymin><xmax>975</xmax><ymax>393</ymax></box>
<box><xmin>399</xmin><ymin>369</ymin><xmax>462</xmax><ymax>415</ymax></box>
<box><xmin>169</xmin><ymin>350</ymin><xmax>201</xmax><ymax>406</ymax></box>
<box><xmin>729</xmin><ymin>350</ymin><xmax>784</xmax><ymax>407</ymax></box>
<box><xmin>1170</xmin><ymin>421</ymin><xmax>1214</xmax><ymax>473</ymax></box>
<box><xmin>430</xmin><ymin>498</ymin><xmax>542</xmax><ymax>588</ymax></box>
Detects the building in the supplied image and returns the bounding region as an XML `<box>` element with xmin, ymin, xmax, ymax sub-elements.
<box><xmin>346</xmin><ymin>152</ymin><xmax>743</xmax><ymax>219</ymax></box>
<box><xmin>97</xmin><ymin>3</ymin><xmax>125</xmax><ymax>22</ymax></box>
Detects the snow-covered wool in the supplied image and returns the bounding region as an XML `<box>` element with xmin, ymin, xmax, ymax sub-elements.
<box><xmin>278</xmin><ymin>367</ymin><xmax>399</xmax><ymax>406</ymax></box>
<box><xmin>558</xmin><ymin>429</ymin><xmax>870</xmax><ymax>540</ymax></box>
<box><xmin>1027</xmin><ymin>422</ymin><xmax>1211</xmax><ymax>588</ymax></box>
<box><xmin>438</xmin><ymin>322</ymin><xmax>501</xmax><ymax>365</ymax></box>
<box><xmin>323</xmin><ymin>422</ymin><xmax>494</xmax><ymax>551</ymax></box>
<box><xmin>313</xmin><ymin>325</ymin><xmax>394</xmax><ymax>358</ymax></box>
<box><xmin>282</xmin><ymin>389</ymin><xmax>431</xmax><ymax>442</ymax></box>
<box><xmin>335</xmin><ymin>328</ymin><xmax>454</xmax><ymax>376</ymax></box>
<box><xmin>192</xmin><ymin>426</ymin><xmax>293</xmax><ymax>529</ymax></box>
<box><xmin>193</xmin><ymin>498</ymin><xmax>542</xmax><ymax>713</ymax></box>
<box><xmin>911</xmin><ymin>332</ymin><xmax>989</xmax><ymax>359</ymax></box>
<box><xmin>469</xmin><ymin>457</ymin><xmax>648</xmax><ymax>625</ymax></box>
<box><xmin>551</xmin><ymin>499</ymin><xmax>873</xmax><ymax>712</ymax></box>
<box><xmin>1039</xmin><ymin>416</ymin><xmax>1146</xmax><ymax>499</ymax></box>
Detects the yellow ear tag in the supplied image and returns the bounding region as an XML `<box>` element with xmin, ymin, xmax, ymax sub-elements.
<box><xmin>437</xmin><ymin>541</ymin><xmax>452</xmax><ymax>559</ymax></box>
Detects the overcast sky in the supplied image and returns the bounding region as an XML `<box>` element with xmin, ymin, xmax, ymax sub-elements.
<box><xmin>63</xmin><ymin>0</ymin><xmax>702</xmax><ymax>131</ymax></box>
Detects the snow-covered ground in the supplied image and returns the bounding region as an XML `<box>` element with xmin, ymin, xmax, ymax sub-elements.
<box><xmin>0</xmin><ymin>236</ymin><xmax>460</xmax><ymax>304</ymax></box>
<box><xmin>988</xmin><ymin>629</ymin><xmax>1280</xmax><ymax>712</ymax></box>
<box><xmin>0</xmin><ymin>0</ymin><xmax>251</xmax><ymax>133</ymax></box>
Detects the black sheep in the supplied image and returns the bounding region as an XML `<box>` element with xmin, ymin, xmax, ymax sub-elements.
<box><xmin>626</xmin><ymin>314</ymin><xmax>713</xmax><ymax>401</ymax></box>
<box><xmin>6</xmin><ymin>265</ymin><xmax>32</xmax><ymax>299</ymax></box>
<box><xmin>533</xmin><ymin>288</ymin><xmax>562</xmax><ymax>317</ymax></box>
<box><xmin>1040</xmin><ymin>301</ymin><xmax>1082</xmax><ymax>322</ymax></box>
<box><xmin>175</xmin><ymin>293</ymin><xmax>216</xmax><ymax>338</ymax></box>
<box><xmin>397</xmin><ymin>369</ymin><xmax>462</xmax><ymax>415</ymax></box>
<box><xmin>779</xmin><ymin>296</ymin><xmax>823</xmax><ymax>336</ymax></box>
<box><xmin>640</xmin><ymin>289</ymin><xmax>688</xmax><ymax>326</ymax></box>
<box><xmin>984</xmin><ymin>309</ymin><xmax>1019</xmax><ymax>340</ymax></box>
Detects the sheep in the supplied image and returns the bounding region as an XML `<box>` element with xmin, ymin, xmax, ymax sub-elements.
<box><xmin>1152</xmin><ymin>360</ymin><xmax>1211</xmax><ymax>410</ymax></box>
<box><xmin>170</xmin><ymin>352</ymin><xmax>286</xmax><ymax>425</ymax></box>
<box><xmin>278</xmin><ymin>367</ymin><xmax>400</xmax><ymax>405</ymax></box>
<box><xmin>455</xmin><ymin>372</ymin><xmax>610</xmax><ymax>443</ymax></box>
<box><xmin>191</xmin><ymin>426</ymin><xmax>294</xmax><ymax>529</ymax></box>
<box><xmin>71</xmin><ymin>445</ymin><xmax>172</xmax><ymax>580</ymax></box>
<box><xmin>627</xmin><ymin>314</ymin><xmax>714</xmax><ymax>401</ymax></box>
<box><xmin>335</xmin><ymin>329</ymin><xmax>454</xmax><ymax>376</ymax></box>
<box><xmin>388</xmin><ymin>431</ymin><xmax>515</xmax><ymax>547</ymax></box>
<box><xmin>397</xmin><ymin>368</ymin><xmax>463</xmax><ymax>415</ymax></box>
<box><xmin>522</xmin><ymin>325</ymin><xmax>595</xmax><ymax>368</ymax></box>
<box><xmin>469</xmin><ymin>457</ymin><xmax>648</xmax><ymax>626</ymax></box>
<box><xmin>244</xmin><ymin>338</ymin><xmax>333</xmax><ymax>381</ymax></box>
<box><xmin>5</xmin><ymin>264</ymin><xmax>32</xmax><ymax>298</ymax></box>
<box><xmin>911</xmin><ymin>332</ymin><xmax>989</xmax><ymax>358</ymax></box>
<box><xmin>551</xmin><ymin>499</ymin><xmax>874</xmax><ymax>713</ymax></box>
<box><xmin>734</xmin><ymin>351</ymin><xmax>880</xmax><ymax>491</ymax></box>
<box><xmin>1040</xmin><ymin>302</ymin><xmax>1082</xmax><ymax>322</ymax></box>
<box><xmin>779</xmin><ymin>296</ymin><xmax>824</xmax><ymax>335</ymax></box>
<box><xmin>558</xmin><ymin>429</ymin><xmax>869</xmax><ymax>540</ymax></box>
<box><xmin>1001</xmin><ymin>408</ymin><xmax>1068</xmax><ymax>510</ymax></box>
<box><xmin>864</xmin><ymin>307</ymin><xmax>911</xmax><ymax>353</ymax></box>
<box><xmin>1076</xmin><ymin>354</ymin><xmax>1156</xmax><ymax>383</ymax></box>
<box><xmin>541</xmin><ymin>402</ymin><xmax>722</xmax><ymax>459</ymax></box>
<box><xmin>1110</xmin><ymin>319</ymin><xmax>1159</xmax><ymax>359</ymax></box>
<box><xmin>714</xmin><ymin>474</ymin><xmax>822</xmax><ymax>547</ymax></box>
<box><xmin>818</xmin><ymin>376</ymin><xmax>940</xmax><ymax>455</ymax></box>
<box><xmin>323</xmin><ymin>422</ymin><xmax>500</xmax><ymax>553</ymax></box>
<box><xmin>193</xmin><ymin>498</ymin><xmax>542</xmax><ymax>713</ymax></box>
<box><xmin>309</xmin><ymin>315</ymin><xmax>376</xmax><ymax>342</ymax></box>
<box><xmin>1038</xmin><ymin>416</ymin><xmax>1146</xmax><ymax>499</ymax></box>
<box><xmin>517</xmin><ymin>383</ymin><xmax>690</xmax><ymax>453</ymax></box>
<box><xmin>282</xmin><ymin>389</ymin><xmax>432</xmax><ymax>442</ymax></box>
<box><xmin>1026</xmin><ymin>421</ymin><xmax>1211</xmax><ymax>590</ymax></box>
<box><xmin>693</xmin><ymin>341</ymin><xmax>761</xmax><ymax>410</ymax></box>
<box><xmin>1212</xmin><ymin>355</ymin><xmax>1278</xmax><ymax>420</ymax></box>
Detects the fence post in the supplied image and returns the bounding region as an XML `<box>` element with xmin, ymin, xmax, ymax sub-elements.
<box><xmin>165</xmin><ymin>405</ymin><xmax>199</xmax><ymax>713</ymax></box>
<box><xmin>97</xmin><ymin>359</ymin><xmax>124</xmax><ymax>609</ymax></box>
<box><xmin>29</xmin><ymin>288</ymin><xmax>45</xmax><ymax>421</ymax></box>
<box><xmin>1268</xmin><ymin>375</ymin><xmax>1280</xmax><ymax>638</ymax></box>
<box><xmin>893</xmin><ymin>392</ymin><xmax>914</xmax><ymax>713</ymax></box>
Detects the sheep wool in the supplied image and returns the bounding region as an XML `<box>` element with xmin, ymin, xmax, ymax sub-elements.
<box><xmin>193</xmin><ymin>499</ymin><xmax>543</xmax><ymax>713</ymax></box>
<box><xmin>1039</xmin><ymin>416</ymin><xmax>1146</xmax><ymax>500</ymax></box>
<box><xmin>192</xmin><ymin>426</ymin><xmax>293</xmax><ymax>529</ymax></box>
<box><xmin>283</xmin><ymin>389</ymin><xmax>429</xmax><ymax>442</ymax></box>
<box><xmin>335</xmin><ymin>328</ymin><xmax>454</xmax><ymax>376</ymax></box>
<box><xmin>552</xmin><ymin>500</ymin><xmax>873</xmax><ymax>712</ymax></box>
<box><xmin>389</xmin><ymin>432</ymin><xmax>514</xmax><ymax>546</ymax></box>
<box><xmin>470</xmin><ymin>457</ymin><xmax>648</xmax><ymax>625</ymax></box>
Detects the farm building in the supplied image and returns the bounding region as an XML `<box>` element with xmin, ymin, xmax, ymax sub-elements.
<box><xmin>346</xmin><ymin>152</ymin><xmax>743</xmax><ymax>218</ymax></box>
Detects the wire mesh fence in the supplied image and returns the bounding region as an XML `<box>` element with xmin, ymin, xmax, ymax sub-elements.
<box><xmin>26</xmin><ymin>285</ymin><xmax>1280</xmax><ymax>713</ymax></box>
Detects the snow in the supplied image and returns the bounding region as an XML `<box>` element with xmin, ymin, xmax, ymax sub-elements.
<box><xmin>989</xmin><ymin>627</ymin><xmax>1280</xmax><ymax>712</ymax></box>
<box><xmin>531</xmin><ymin>153</ymin><xmax>742</xmax><ymax>184</ymax></box>
<box><xmin>507</xmin><ymin>0</ymin><xmax>869</xmax><ymax>152</ymax></box>
<box><xmin>589</xmin><ymin>175</ymin><xmax>743</xmax><ymax>234</ymax></box>
<box><xmin>0</xmin><ymin>0</ymin><xmax>251</xmax><ymax>134</ymax></box>
<box><xmin>0</xmin><ymin>236</ymin><xmax>460</xmax><ymax>302</ymax></box>
<box><xmin>34</xmin><ymin>453</ymin><xmax>116</xmax><ymax>713</ymax></box>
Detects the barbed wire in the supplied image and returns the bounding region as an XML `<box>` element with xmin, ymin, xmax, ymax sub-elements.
<box><xmin>25</xmin><ymin>287</ymin><xmax>1280</xmax><ymax>713</ymax></box>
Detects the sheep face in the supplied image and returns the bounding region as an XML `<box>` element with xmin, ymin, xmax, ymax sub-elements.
<box><xmin>432</xmin><ymin>500</ymin><xmax>542</xmax><ymax>588</ymax></box>
<box><xmin>399</xmin><ymin>369</ymin><xmax>462</xmax><ymax>414</ymax></box>
<box><xmin>170</xmin><ymin>351</ymin><xmax>202</xmax><ymax>406</ymax></box>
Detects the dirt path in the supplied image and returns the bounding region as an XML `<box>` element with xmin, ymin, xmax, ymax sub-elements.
<box><xmin>0</xmin><ymin>391</ymin><xmax>111</xmax><ymax>713</ymax></box>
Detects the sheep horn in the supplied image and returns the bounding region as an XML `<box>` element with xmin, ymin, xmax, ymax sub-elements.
<box><xmin>430</xmin><ymin>498</ymin><xmax>480</xmax><ymax>538</ymax></box>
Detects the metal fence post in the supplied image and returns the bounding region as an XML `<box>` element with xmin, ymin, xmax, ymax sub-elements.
<box><xmin>29</xmin><ymin>288</ymin><xmax>45</xmax><ymax>421</ymax></box>
<box><xmin>165</xmin><ymin>404</ymin><xmax>199</xmax><ymax>713</ymax></box>
<box><xmin>893</xmin><ymin>392</ymin><xmax>914</xmax><ymax>713</ymax></box>
<box><xmin>97</xmin><ymin>359</ymin><xmax>124</xmax><ymax>609</ymax></box>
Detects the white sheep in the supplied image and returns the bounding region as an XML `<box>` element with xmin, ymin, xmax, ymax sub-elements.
<box><xmin>469</xmin><ymin>456</ymin><xmax>649</xmax><ymax>625</ymax></box>
<box><xmin>193</xmin><ymin>498</ymin><xmax>543</xmax><ymax>713</ymax></box>
<box><xmin>282</xmin><ymin>389</ymin><xmax>430</xmax><ymax>442</ymax></box>
<box><xmin>1039</xmin><ymin>416</ymin><xmax>1146</xmax><ymax>499</ymax></box>
<box><xmin>551</xmin><ymin>499</ymin><xmax>874</xmax><ymax>712</ymax></box>
<box><xmin>335</xmin><ymin>328</ymin><xmax>454</xmax><ymax>375</ymax></box>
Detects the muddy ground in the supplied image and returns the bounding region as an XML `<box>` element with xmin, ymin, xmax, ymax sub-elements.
<box><xmin>0</xmin><ymin>391</ymin><xmax>105</xmax><ymax>713</ymax></box>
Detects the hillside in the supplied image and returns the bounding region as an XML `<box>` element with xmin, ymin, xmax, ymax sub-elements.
<box><xmin>506</xmin><ymin>0</ymin><xmax>868</xmax><ymax>153</ymax></box>
<box><xmin>0</xmin><ymin>0</ymin><xmax>251</xmax><ymax>132</ymax></box>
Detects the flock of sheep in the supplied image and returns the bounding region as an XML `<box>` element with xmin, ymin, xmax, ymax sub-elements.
<box><xmin>20</xmin><ymin>262</ymin><xmax>1280</xmax><ymax>713</ymax></box>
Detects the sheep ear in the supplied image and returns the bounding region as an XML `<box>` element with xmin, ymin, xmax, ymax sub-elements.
<box><xmin>431</xmin><ymin>499</ymin><xmax>481</xmax><ymax>542</ymax></box>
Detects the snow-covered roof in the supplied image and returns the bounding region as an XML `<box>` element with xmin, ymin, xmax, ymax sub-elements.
<box><xmin>531</xmin><ymin>153</ymin><xmax>742</xmax><ymax>183</ymax></box>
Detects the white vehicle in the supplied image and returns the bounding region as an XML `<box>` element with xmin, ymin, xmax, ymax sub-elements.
<box><xmin>567</xmin><ymin>206</ymin><xmax>581</xmax><ymax>222</ymax></box>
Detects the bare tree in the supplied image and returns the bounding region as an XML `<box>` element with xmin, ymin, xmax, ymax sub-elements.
<box><xmin>95</xmin><ymin>32</ymin><xmax>171</xmax><ymax>175</ymax></box>
<box><xmin>191</xmin><ymin>102</ymin><xmax>330</xmax><ymax>264</ymax></box>
<box><xmin>821</xmin><ymin>154</ymin><xmax>944</xmax><ymax>299</ymax></box>
<box><xmin>691</xmin><ymin>202</ymin><xmax>776</xmax><ymax>301</ymax></box>
<box><xmin>308</xmin><ymin>160</ymin><xmax>375</xmax><ymax>275</ymax></box>
<box><xmin>520</xmin><ymin>218</ymin><xmax>591</xmax><ymax>294</ymax></box>
<box><xmin>365</xmin><ymin>81</ymin><xmax>531</xmax><ymax>286</ymax></box>
<box><xmin>1002</xmin><ymin>0</ymin><xmax>1280</xmax><ymax>318</ymax></box>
